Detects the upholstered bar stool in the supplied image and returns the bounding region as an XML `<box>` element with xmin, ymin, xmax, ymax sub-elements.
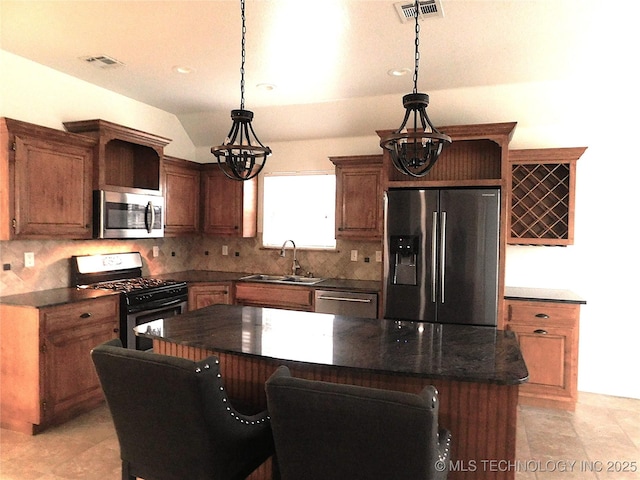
<box><xmin>91</xmin><ymin>339</ymin><xmax>274</xmax><ymax>480</ymax></box>
<box><xmin>265</xmin><ymin>365</ymin><xmax>451</xmax><ymax>480</ymax></box>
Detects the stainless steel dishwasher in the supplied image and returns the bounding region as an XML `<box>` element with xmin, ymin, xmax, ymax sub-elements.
<box><xmin>314</xmin><ymin>290</ymin><xmax>378</xmax><ymax>319</ymax></box>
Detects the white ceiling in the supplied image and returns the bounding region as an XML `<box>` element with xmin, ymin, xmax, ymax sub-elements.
<box><xmin>1</xmin><ymin>0</ymin><xmax>597</xmax><ymax>146</ymax></box>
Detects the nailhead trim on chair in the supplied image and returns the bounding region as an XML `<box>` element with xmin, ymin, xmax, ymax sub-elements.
<box><xmin>194</xmin><ymin>359</ymin><xmax>270</xmax><ymax>424</ymax></box>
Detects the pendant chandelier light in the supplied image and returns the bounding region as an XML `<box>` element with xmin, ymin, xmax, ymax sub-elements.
<box><xmin>211</xmin><ymin>0</ymin><xmax>271</xmax><ymax>181</ymax></box>
<box><xmin>380</xmin><ymin>0</ymin><xmax>451</xmax><ymax>177</ymax></box>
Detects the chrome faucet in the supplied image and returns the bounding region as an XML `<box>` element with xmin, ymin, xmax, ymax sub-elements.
<box><xmin>280</xmin><ymin>239</ymin><xmax>300</xmax><ymax>276</ymax></box>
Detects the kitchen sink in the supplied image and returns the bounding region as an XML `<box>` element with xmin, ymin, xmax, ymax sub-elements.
<box><xmin>240</xmin><ymin>274</ymin><xmax>325</xmax><ymax>285</ymax></box>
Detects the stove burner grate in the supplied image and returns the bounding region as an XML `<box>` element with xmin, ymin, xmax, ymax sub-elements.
<box><xmin>84</xmin><ymin>277</ymin><xmax>182</xmax><ymax>294</ymax></box>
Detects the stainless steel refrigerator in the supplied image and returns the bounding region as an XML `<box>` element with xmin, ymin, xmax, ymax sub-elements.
<box><xmin>383</xmin><ymin>188</ymin><xmax>500</xmax><ymax>326</ymax></box>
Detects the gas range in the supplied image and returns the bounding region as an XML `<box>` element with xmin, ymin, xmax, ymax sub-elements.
<box><xmin>71</xmin><ymin>252</ymin><xmax>188</xmax><ymax>350</ymax></box>
<box><xmin>85</xmin><ymin>277</ymin><xmax>182</xmax><ymax>293</ymax></box>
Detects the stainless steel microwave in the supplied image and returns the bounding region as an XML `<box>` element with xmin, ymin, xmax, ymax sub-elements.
<box><xmin>94</xmin><ymin>190</ymin><xmax>164</xmax><ymax>239</ymax></box>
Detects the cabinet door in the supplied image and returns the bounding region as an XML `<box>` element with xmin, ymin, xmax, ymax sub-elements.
<box><xmin>13</xmin><ymin>134</ymin><xmax>93</xmax><ymax>238</ymax></box>
<box><xmin>509</xmin><ymin>325</ymin><xmax>572</xmax><ymax>390</ymax></box>
<box><xmin>202</xmin><ymin>166</ymin><xmax>257</xmax><ymax>237</ymax></box>
<box><xmin>188</xmin><ymin>283</ymin><xmax>232</xmax><ymax>311</ymax></box>
<box><xmin>41</xmin><ymin>297</ymin><xmax>119</xmax><ymax>424</ymax></box>
<box><xmin>163</xmin><ymin>156</ymin><xmax>201</xmax><ymax>236</ymax></box>
<box><xmin>331</xmin><ymin>155</ymin><xmax>383</xmax><ymax>240</ymax></box>
<box><xmin>235</xmin><ymin>283</ymin><xmax>313</xmax><ymax>311</ymax></box>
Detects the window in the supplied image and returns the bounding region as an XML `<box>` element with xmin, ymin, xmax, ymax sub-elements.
<box><xmin>262</xmin><ymin>173</ymin><xmax>336</xmax><ymax>249</ymax></box>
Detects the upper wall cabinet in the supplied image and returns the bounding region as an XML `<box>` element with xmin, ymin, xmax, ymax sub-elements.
<box><xmin>377</xmin><ymin>122</ymin><xmax>517</xmax><ymax>189</ymax></box>
<box><xmin>508</xmin><ymin>147</ymin><xmax>586</xmax><ymax>246</ymax></box>
<box><xmin>0</xmin><ymin>118</ymin><xmax>95</xmax><ymax>240</ymax></box>
<box><xmin>64</xmin><ymin>119</ymin><xmax>171</xmax><ymax>195</ymax></box>
<box><xmin>201</xmin><ymin>165</ymin><xmax>257</xmax><ymax>237</ymax></box>
<box><xmin>330</xmin><ymin>155</ymin><xmax>383</xmax><ymax>240</ymax></box>
<box><xmin>162</xmin><ymin>156</ymin><xmax>202</xmax><ymax>237</ymax></box>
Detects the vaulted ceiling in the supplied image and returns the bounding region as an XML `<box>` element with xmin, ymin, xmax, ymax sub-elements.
<box><xmin>1</xmin><ymin>1</ymin><xmax>599</xmax><ymax>146</ymax></box>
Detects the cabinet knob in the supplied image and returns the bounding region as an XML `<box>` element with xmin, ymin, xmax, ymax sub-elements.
<box><xmin>533</xmin><ymin>329</ymin><xmax>548</xmax><ymax>335</ymax></box>
<box><xmin>535</xmin><ymin>313</ymin><xmax>550</xmax><ymax>319</ymax></box>
<box><xmin>79</xmin><ymin>312</ymin><xmax>92</xmax><ymax>319</ymax></box>
<box><xmin>113</xmin><ymin>328</ymin><xmax>120</xmax><ymax>333</ymax></box>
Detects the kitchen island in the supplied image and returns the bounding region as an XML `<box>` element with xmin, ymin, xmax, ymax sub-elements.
<box><xmin>136</xmin><ymin>304</ymin><xmax>528</xmax><ymax>480</ymax></box>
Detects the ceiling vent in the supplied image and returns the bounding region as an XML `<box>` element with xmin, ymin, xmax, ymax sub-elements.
<box><xmin>80</xmin><ymin>55</ymin><xmax>125</xmax><ymax>69</ymax></box>
<box><xmin>395</xmin><ymin>0</ymin><xmax>444</xmax><ymax>23</ymax></box>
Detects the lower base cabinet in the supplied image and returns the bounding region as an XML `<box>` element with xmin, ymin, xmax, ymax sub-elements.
<box><xmin>234</xmin><ymin>283</ymin><xmax>314</xmax><ymax>311</ymax></box>
<box><xmin>505</xmin><ymin>300</ymin><xmax>580</xmax><ymax>410</ymax></box>
<box><xmin>188</xmin><ymin>282</ymin><xmax>233</xmax><ymax>311</ymax></box>
<box><xmin>0</xmin><ymin>295</ymin><xmax>120</xmax><ymax>434</ymax></box>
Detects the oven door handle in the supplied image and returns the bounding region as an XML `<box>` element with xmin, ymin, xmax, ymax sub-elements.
<box><xmin>126</xmin><ymin>296</ymin><xmax>188</xmax><ymax>314</ymax></box>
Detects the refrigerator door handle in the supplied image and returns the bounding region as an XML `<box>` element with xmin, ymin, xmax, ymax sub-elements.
<box><xmin>440</xmin><ymin>211</ymin><xmax>447</xmax><ymax>303</ymax></box>
<box><xmin>431</xmin><ymin>211</ymin><xmax>438</xmax><ymax>302</ymax></box>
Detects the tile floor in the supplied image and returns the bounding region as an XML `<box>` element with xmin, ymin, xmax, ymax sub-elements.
<box><xmin>1</xmin><ymin>392</ymin><xmax>638</xmax><ymax>480</ymax></box>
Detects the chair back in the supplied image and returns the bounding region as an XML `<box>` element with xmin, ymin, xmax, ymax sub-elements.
<box><xmin>265</xmin><ymin>366</ymin><xmax>451</xmax><ymax>480</ymax></box>
<box><xmin>92</xmin><ymin>339</ymin><xmax>273</xmax><ymax>480</ymax></box>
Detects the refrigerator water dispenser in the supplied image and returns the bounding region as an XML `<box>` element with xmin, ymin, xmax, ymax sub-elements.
<box><xmin>390</xmin><ymin>235</ymin><xmax>419</xmax><ymax>286</ymax></box>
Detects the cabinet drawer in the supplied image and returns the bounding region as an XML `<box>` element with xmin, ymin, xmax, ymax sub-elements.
<box><xmin>506</xmin><ymin>300</ymin><xmax>579</xmax><ymax>326</ymax></box>
<box><xmin>235</xmin><ymin>283</ymin><xmax>313</xmax><ymax>311</ymax></box>
<box><xmin>43</xmin><ymin>296</ymin><xmax>119</xmax><ymax>333</ymax></box>
<box><xmin>189</xmin><ymin>283</ymin><xmax>233</xmax><ymax>311</ymax></box>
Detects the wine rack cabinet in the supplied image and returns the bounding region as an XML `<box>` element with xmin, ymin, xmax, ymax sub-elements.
<box><xmin>508</xmin><ymin>147</ymin><xmax>586</xmax><ymax>245</ymax></box>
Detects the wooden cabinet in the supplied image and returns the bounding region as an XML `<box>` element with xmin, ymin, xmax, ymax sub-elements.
<box><xmin>201</xmin><ymin>165</ymin><xmax>257</xmax><ymax>237</ymax></box>
<box><xmin>0</xmin><ymin>118</ymin><xmax>95</xmax><ymax>240</ymax></box>
<box><xmin>377</xmin><ymin>122</ymin><xmax>516</xmax><ymax>189</ymax></box>
<box><xmin>162</xmin><ymin>156</ymin><xmax>201</xmax><ymax>236</ymax></box>
<box><xmin>188</xmin><ymin>282</ymin><xmax>233</xmax><ymax>311</ymax></box>
<box><xmin>0</xmin><ymin>295</ymin><xmax>120</xmax><ymax>434</ymax></box>
<box><xmin>64</xmin><ymin>119</ymin><xmax>170</xmax><ymax>194</ymax></box>
<box><xmin>235</xmin><ymin>283</ymin><xmax>314</xmax><ymax>311</ymax></box>
<box><xmin>508</xmin><ymin>147</ymin><xmax>586</xmax><ymax>245</ymax></box>
<box><xmin>504</xmin><ymin>299</ymin><xmax>580</xmax><ymax>410</ymax></box>
<box><xmin>330</xmin><ymin>155</ymin><xmax>383</xmax><ymax>240</ymax></box>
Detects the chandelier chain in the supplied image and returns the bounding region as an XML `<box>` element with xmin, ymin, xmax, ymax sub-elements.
<box><xmin>413</xmin><ymin>0</ymin><xmax>420</xmax><ymax>94</ymax></box>
<box><xmin>240</xmin><ymin>0</ymin><xmax>246</xmax><ymax>110</ymax></box>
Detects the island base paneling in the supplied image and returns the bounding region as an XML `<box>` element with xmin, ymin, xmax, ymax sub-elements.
<box><xmin>155</xmin><ymin>339</ymin><xmax>520</xmax><ymax>480</ymax></box>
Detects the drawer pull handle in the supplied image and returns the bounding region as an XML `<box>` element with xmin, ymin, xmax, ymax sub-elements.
<box><xmin>535</xmin><ymin>313</ymin><xmax>550</xmax><ymax>319</ymax></box>
<box><xmin>80</xmin><ymin>312</ymin><xmax>92</xmax><ymax>319</ymax></box>
<box><xmin>534</xmin><ymin>329</ymin><xmax>548</xmax><ymax>335</ymax></box>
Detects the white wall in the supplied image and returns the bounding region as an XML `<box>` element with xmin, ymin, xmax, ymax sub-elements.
<box><xmin>2</xmin><ymin>48</ymin><xmax>639</xmax><ymax>399</ymax></box>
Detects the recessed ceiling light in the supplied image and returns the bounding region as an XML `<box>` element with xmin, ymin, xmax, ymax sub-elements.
<box><xmin>172</xmin><ymin>65</ymin><xmax>195</xmax><ymax>74</ymax></box>
<box><xmin>256</xmin><ymin>83</ymin><xmax>277</xmax><ymax>91</ymax></box>
<box><xmin>388</xmin><ymin>68</ymin><xmax>412</xmax><ymax>77</ymax></box>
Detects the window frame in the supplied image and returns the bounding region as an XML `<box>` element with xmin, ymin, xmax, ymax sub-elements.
<box><xmin>261</xmin><ymin>171</ymin><xmax>337</xmax><ymax>250</ymax></box>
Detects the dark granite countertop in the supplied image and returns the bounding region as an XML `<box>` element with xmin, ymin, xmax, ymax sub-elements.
<box><xmin>155</xmin><ymin>270</ymin><xmax>250</xmax><ymax>283</ymax></box>
<box><xmin>157</xmin><ymin>270</ymin><xmax>381</xmax><ymax>293</ymax></box>
<box><xmin>136</xmin><ymin>304</ymin><xmax>528</xmax><ymax>385</ymax></box>
<box><xmin>505</xmin><ymin>286</ymin><xmax>586</xmax><ymax>304</ymax></box>
<box><xmin>0</xmin><ymin>287</ymin><xmax>119</xmax><ymax>308</ymax></box>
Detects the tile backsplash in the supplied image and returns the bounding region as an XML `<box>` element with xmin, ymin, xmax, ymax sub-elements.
<box><xmin>0</xmin><ymin>236</ymin><xmax>382</xmax><ymax>296</ymax></box>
